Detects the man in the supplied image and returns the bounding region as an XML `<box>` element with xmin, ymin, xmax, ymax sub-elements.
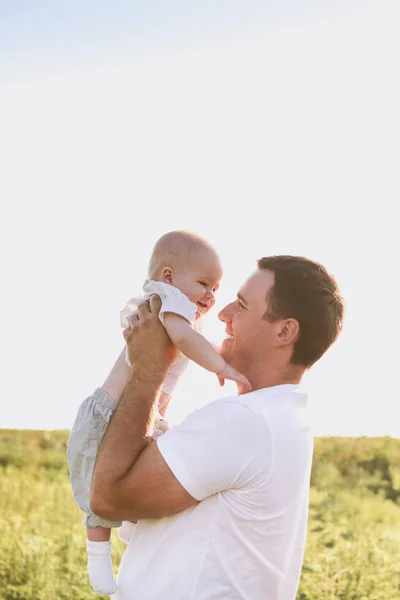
<box><xmin>91</xmin><ymin>255</ymin><xmax>344</xmax><ymax>600</ymax></box>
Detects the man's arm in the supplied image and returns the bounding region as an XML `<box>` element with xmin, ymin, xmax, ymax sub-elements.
<box><xmin>90</xmin><ymin>296</ymin><xmax>198</xmax><ymax>522</ymax></box>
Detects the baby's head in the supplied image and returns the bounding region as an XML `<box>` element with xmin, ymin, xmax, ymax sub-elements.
<box><xmin>148</xmin><ymin>231</ymin><xmax>223</xmax><ymax>318</ymax></box>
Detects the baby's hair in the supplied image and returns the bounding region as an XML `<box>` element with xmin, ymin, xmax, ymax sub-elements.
<box><xmin>148</xmin><ymin>230</ymin><xmax>219</xmax><ymax>280</ymax></box>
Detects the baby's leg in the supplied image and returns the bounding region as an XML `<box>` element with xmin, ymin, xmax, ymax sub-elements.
<box><xmin>87</xmin><ymin>525</ymin><xmax>111</xmax><ymax>542</ymax></box>
<box><xmin>86</xmin><ymin>526</ymin><xmax>118</xmax><ymax>595</ymax></box>
<box><xmin>101</xmin><ymin>347</ymin><xmax>130</xmax><ymax>401</ymax></box>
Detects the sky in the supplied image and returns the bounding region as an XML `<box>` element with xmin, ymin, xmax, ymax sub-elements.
<box><xmin>1</xmin><ymin>1</ymin><xmax>399</xmax><ymax>436</ymax></box>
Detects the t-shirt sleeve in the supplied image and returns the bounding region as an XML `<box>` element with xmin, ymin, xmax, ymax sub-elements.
<box><xmin>156</xmin><ymin>397</ymin><xmax>271</xmax><ymax>501</ymax></box>
<box><xmin>158</xmin><ymin>287</ymin><xmax>197</xmax><ymax>325</ymax></box>
<box><xmin>120</xmin><ymin>281</ymin><xmax>197</xmax><ymax>329</ymax></box>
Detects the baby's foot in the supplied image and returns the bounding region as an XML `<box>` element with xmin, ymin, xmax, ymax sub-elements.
<box><xmin>86</xmin><ymin>540</ymin><xmax>118</xmax><ymax>595</ymax></box>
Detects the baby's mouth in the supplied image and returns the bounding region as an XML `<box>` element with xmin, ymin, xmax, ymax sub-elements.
<box><xmin>197</xmin><ymin>302</ymin><xmax>208</xmax><ymax>312</ymax></box>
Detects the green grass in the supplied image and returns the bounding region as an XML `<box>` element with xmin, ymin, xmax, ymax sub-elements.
<box><xmin>1</xmin><ymin>430</ymin><xmax>399</xmax><ymax>599</ymax></box>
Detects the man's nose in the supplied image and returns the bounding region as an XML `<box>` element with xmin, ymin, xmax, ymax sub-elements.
<box><xmin>218</xmin><ymin>302</ymin><xmax>233</xmax><ymax>322</ymax></box>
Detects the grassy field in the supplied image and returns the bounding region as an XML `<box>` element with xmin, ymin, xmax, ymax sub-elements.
<box><xmin>1</xmin><ymin>430</ymin><xmax>399</xmax><ymax>600</ymax></box>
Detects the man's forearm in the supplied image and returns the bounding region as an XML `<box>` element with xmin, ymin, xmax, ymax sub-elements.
<box><xmin>90</xmin><ymin>369</ymin><xmax>163</xmax><ymax>516</ymax></box>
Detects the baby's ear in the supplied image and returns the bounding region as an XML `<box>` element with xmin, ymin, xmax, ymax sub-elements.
<box><xmin>161</xmin><ymin>266</ymin><xmax>173</xmax><ymax>284</ymax></box>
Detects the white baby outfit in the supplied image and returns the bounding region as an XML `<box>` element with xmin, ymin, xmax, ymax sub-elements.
<box><xmin>120</xmin><ymin>279</ymin><xmax>197</xmax><ymax>395</ymax></box>
<box><xmin>121</xmin><ymin>279</ymin><xmax>197</xmax><ymax>328</ymax></box>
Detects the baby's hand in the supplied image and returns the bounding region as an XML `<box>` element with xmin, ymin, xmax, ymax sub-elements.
<box><xmin>216</xmin><ymin>363</ymin><xmax>252</xmax><ymax>393</ymax></box>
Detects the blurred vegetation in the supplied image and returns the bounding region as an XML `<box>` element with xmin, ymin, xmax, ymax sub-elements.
<box><xmin>1</xmin><ymin>430</ymin><xmax>399</xmax><ymax>599</ymax></box>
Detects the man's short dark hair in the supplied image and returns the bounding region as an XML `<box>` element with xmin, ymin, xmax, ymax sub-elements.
<box><xmin>257</xmin><ymin>256</ymin><xmax>344</xmax><ymax>368</ymax></box>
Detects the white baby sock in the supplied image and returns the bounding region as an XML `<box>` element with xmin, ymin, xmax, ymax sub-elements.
<box><xmin>86</xmin><ymin>539</ymin><xmax>118</xmax><ymax>595</ymax></box>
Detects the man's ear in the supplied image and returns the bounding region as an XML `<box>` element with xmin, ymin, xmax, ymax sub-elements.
<box><xmin>275</xmin><ymin>318</ymin><xmax>300</xmax><ymax>347</ymax></box>
<box><xmin>161</xmin><ymin>267</ymin><xmax>173</xmax><ymax>285</ymax></box>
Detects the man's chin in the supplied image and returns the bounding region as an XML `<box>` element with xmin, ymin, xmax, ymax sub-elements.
<box><xmin>220</xmin><ymin>339</ymin><xmax>235</xmax><ymax>364</ymax></box>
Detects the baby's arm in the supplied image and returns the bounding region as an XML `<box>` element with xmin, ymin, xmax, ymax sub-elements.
<box><xmin>163</xmin><ymin>313</ymin><xmax>251</xmax><ymax>391</ymax></box>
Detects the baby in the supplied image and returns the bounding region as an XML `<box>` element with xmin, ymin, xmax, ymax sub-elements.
<box><xmin>67</xmin><ymin>231</ymin><xmax>251</xmax><ymax>596</ymax></box>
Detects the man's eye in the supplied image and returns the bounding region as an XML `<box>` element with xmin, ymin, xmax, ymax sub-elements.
<box><xmin>237</xmin><ymin>300</ymin><xmax>245</xmax><ymax>309</ymax></box>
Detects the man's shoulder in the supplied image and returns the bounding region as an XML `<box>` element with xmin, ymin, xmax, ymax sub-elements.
<box><xmin>206</xmin><ymin>386</ymin><xmax>309</xmax><ymax>428</ymax></box>
<box><xmin>186</xmin><ymin>393</ymin><xmax>269</xmax><ymax>434</ymax></box>
<box><xmin>242</xmin><ymin>384</ymin><xmax>308</xmax><ymax>406</ymax></box>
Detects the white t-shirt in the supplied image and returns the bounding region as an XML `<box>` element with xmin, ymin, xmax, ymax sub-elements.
<box><xmin>113</xmin><ymin>384</ymin><xmax>314</xmax><ymax>600</ymax></box>
<box><xmin>120</xmin><ymin>280</ymin><xmax>197</xmax><ymax>396</ymax></box>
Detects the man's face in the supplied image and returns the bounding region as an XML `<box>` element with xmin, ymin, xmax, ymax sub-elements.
<box><xmin>218</xmin><ymin>269</ymin><xmax>276</xmax><ymax>372</ymax></box>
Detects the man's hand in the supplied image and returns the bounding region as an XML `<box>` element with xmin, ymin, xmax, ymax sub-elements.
<box><xmin>124</xmin><ymin>295</ymin><xmax>178</xmax><ymax>383</ymax></box>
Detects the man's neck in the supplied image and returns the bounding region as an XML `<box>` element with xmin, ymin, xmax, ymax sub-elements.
<box><xmin>242</xmin><ymin>361</ymin><xmax>304</xmax><ymax>393</ymax></box>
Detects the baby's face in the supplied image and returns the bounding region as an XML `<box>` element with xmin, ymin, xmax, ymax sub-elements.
<box><xmin>168</xmin><ymin>250</ymin><xmax>223</xmax><ymax>319</ymax></box>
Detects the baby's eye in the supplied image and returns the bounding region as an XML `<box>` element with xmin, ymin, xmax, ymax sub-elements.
<box><xmin>198</xmin><ymin>281</ymin><xmax>207</xmax><ymax>287</ymax></box>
